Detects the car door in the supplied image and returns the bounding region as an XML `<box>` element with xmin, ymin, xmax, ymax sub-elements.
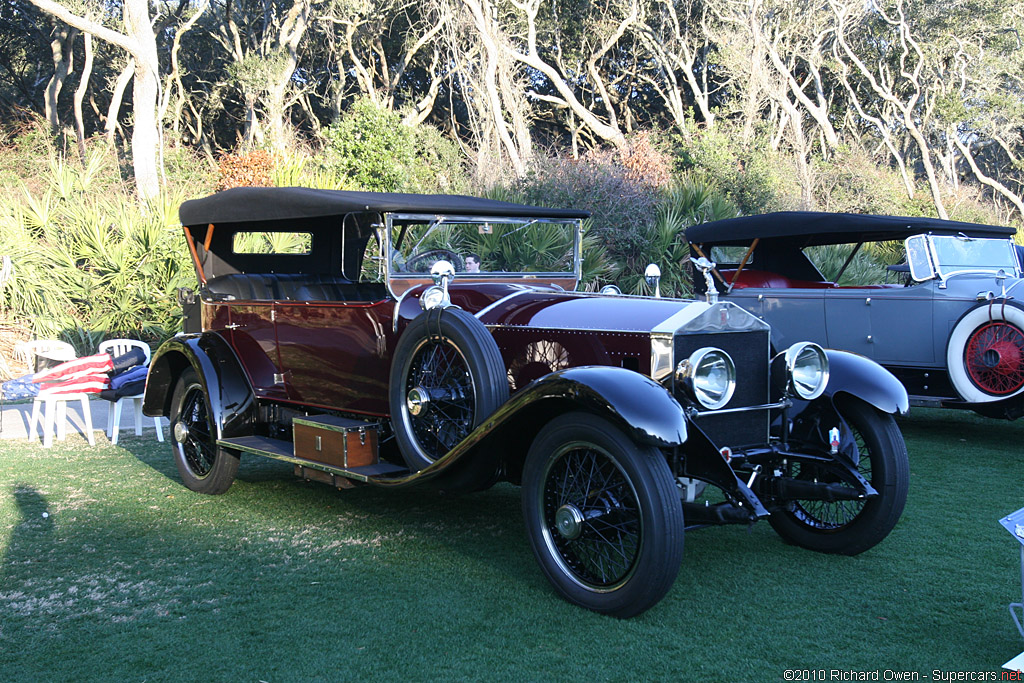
<box><xmin>727</xmin><ymin>288</ymin><xmax>828</xmax><ymax>350</ymax></box>
<box><xmin>275</xmin><ymin>300</ymin><xmax>394</xmax><ymax>414</ymax></box>
<box><xmin>825</xmin><ymin>284</ymin><xmax>935</xmax><ymax>364</ymax></box>
<box><xmin>224</xmin><ymin>301</ymin><xmax>289</xmax><ymax>400</ymax></box>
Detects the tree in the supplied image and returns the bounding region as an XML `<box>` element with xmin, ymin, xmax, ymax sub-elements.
<box><xmin>27</xmin><ymin>0</ymin><xmax>162</xmax><ymax>201</ymax></box>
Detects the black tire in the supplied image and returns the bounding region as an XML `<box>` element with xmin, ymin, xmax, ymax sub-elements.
<box><xmin>389</xmin><ymin>308</ymin><xmax>508</xmax><ymax>471</ymax></box>
<box><xmin>169</xmin><ymin>368</ymin><xmax>240</xmax><ymax>495</ymax></box>
<box><xmin>769</xmin><ymin>399</ymin><xmax>909</xmax><ymax>555</ymax></box>
<box><xmin>521</xmin><ymin>412</ymin><xmax>684</xmax><ymax>618</ymax></box>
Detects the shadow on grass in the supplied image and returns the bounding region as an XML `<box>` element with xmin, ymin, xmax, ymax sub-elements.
<box><xmin>1</xmin><ymin>484</ymin><xmax>55</xmax><ymax>579</ymax></box>
<box><xmin>113</xmin><ymin>435</ymin><xmax>542</xmax><ymax>588</ymax></box>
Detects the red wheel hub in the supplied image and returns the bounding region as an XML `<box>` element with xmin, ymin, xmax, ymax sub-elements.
<box><xmin>965</xmin><ymin>321</ymin><xmax>1024</xmax><ymax>395</ymax></box>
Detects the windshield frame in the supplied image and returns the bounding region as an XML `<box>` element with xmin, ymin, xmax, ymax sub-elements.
<box><xmin>907</xmin><ymin>234</ymin><xmax>1020</xmax><ymax>283</ymax></box>
<box><xmin>383</xmin><ymin>212</ymin><xmax>583</xmax><ymax>298</ymax></box>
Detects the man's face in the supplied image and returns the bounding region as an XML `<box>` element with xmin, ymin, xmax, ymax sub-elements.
<box><xmin>466</xmin><ymin>256</ymin><xmax>480</xmax><ymax>272</ymax></box>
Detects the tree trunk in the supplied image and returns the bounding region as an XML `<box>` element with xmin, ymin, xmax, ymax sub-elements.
<box><xmin>44</xmin><ymin>21</ymin><xmax>78</xmax><ymax>134</ymax></box>
<box><xmin>73</xmin><ymin>31</ymin><xmax>93</xmax><ymax>164</ymax></box>
<box><xmin>29</xmin><ymin>0</ymin><xmax>163</xmax><ymax>201</ymax></box>
<box><xmin>124</xmin><ymin>0</ymin><xmax>160</xmax><ymax>199</ymax></box>
<box><xmin>106</xmin><ymin>58</ymin><xmax>135</xmax><ymax>145</ymax></box>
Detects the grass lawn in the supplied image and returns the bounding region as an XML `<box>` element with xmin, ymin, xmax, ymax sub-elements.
<box><xmin>1</xmin><ymin>407</ymin><xmax>1022</xmax><ymax>681</ymax></box>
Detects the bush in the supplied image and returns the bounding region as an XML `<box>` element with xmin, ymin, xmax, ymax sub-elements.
<box><xmin>617</xmin><ymin>176</ymin><xmax>741</xmax><ymax>298</ymax></box>
<box><xmin>671</xmin><ymin>125</ymin><xmax>801</xmax><ymax>215</ymax></box>
<box><xmin>318</xmin><ymin>99</ymin><xmax>466</xmax><ymax>193</ymax></box>
<box><xmin>513</xmin><ymin>146</ymin><xmax>664</xmax><ymax>267</ymax></box>
<box><xmin>216</xmin><ymin>149</ymin><xmax>276</xmax><ymax>190</ymax></box>
<box><xmin>0</xmin><ymin>149</ymin><xmax>193</xmax><ymax>351</ymax></box>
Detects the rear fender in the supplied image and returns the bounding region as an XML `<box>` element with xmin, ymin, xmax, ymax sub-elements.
<box><xmin>143</xmin><ymin>333</ymin><xmax>257</xmax><ymax>440</ymax></box>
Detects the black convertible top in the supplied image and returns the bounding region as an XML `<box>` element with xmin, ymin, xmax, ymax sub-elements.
<box><xmin>179</xmin><ymin>186</ymin><xmax>590</xmax><ymax>226</ymax></box>
<box><xmin>686</xmin><ymin>211</ymin><xmax>1016</xmax><ymax>246</ymax></box>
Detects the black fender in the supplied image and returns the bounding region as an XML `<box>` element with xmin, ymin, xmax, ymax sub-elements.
<box><xmin>820</xmin><ymin>349</ymin><xmax>909</xmax><ymax>415</ymax></box>
<box><xmin>142</xmin><ymin>333</ymin><xmax>257</xmax><ymax>440</ymax></box>
<box><xmin>373</xmin><ymin>366</ymin><xmax>687</xmax><ymax>491</ymax></box>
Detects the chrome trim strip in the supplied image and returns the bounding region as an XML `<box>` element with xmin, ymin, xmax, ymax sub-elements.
<box><xmin>689</xmin><ymin>400</ymin><xmax>787</xmax><ymax>418</ymax></box>
<box><xmin>651</xmin><ymin>302</ymin><xmax>711</xmax><ymax>335</ymax></box>
<box><xmin>474</xmin><ymin>287</ymin><xmax>535</xmax><ymax>320</ymax></box>
<box><xmin>484</xmin><ymin>322</ymin><xmax>658</xmax><ymax>334</ymax></box>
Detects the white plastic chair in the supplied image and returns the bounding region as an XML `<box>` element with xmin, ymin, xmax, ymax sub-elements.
<box><xmin>98</xmin><ymin>339</ymin><xmax>163</xmax><ymax>445</ymax></box>
<box><xmin>16</xmin><ymin>340</ymin><xmax>95</xmax><ymax>448</ymax></box>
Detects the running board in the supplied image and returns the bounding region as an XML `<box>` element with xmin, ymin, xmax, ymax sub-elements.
<box><xmin>218</xmin><ymin>435</ymin><xmax>409</xmax><ymax>483</ymax></box>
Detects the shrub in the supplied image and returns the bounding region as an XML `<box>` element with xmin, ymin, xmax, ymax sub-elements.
<box><xmin>617</xmin><ymin>176</ymin><xmax>741</xmax><ymax>298</ymax></box>
<box><xmin>319</xmin><ymin>99</ymin><xmax>465</xmax><ymax>193</ymax></box>
<box><xmin>320</xmin><ymin>99</ymin><xmax>415</xmax><ymax>192</ymax></box>
<box><xmin>670</xmin><ymin>125</ymin><xmax>801</xmax><ymax>215</ymax></box>
<box><xmin>216</xmin><ymin>149</ymin><xmax>276</xmax><ymax>190</ymax></box>
<box><xmin>513</xmin><ymin>147</ymin><xmax>663</xmax><ymax>267</ymax></box>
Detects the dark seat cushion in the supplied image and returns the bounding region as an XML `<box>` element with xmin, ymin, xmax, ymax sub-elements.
<box><xmin>204</xmin><ymin>274</ymin><xmax>387</xmax><ymax>302</ymax></box>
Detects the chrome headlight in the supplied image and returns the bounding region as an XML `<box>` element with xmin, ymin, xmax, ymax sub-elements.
<box><xmin>419</xmin><ymin>285</ymin><xmax>449</xmax><ymax>310</ymax></box>
<box><xmin>677</xmin><ymin>347</ymin><xmax>736</xmax><ymax>409</ymax></box>
<box><xmin>773</xmin><ymin>342</ymin><xmax>829</xmax><ymax>400</ymax></box>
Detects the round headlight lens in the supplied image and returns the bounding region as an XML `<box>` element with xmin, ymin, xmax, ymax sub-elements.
<box><xmin>785</xmin><ymin>342</ymin><xmax>829</xmax><ymax>400</ymax></box>
<box><xmin>419</xmin><ymin>285</ymin><xmax>449</xmax><ymax>311</ymax></box>
<box><xmin>678</xmin><ymin>347</ymin><xmax>736</xmax><ymax>409</ymax></box>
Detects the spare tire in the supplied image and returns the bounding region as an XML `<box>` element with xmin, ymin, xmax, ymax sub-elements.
<box><xmin>389</xmin><ymin>307</ymin><xmax>509</xmax><ymax>471</ymax></box>
<box><xmin>946</xmin><ymin>300</ymin><xmax>1024</xmax><ymax>403</ymax></box>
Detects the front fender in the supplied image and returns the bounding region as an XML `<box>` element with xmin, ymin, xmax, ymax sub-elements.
<box><xmin>515</xmin><ymin>366</ymin><xmax>688</xmax><ymax>447</ymax></box>
<box><xmin>821</xmin><ymin>349</ymin><xmax>909</xmax><ymax>415</ymax></box>
<box><xmin>143</xmin><ymin>333</ymin><xmax>257</xmax><ymax>440</ymax></box>
<box><xmin>373</xmin><ymin>366</ymin><xmax>687</xmax><ymax>491</ymax></box>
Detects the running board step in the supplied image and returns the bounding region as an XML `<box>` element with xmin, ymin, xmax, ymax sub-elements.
<box><xmin>218</xmin><ymin>435</ymin><xmax>409</xmax><ymax>483</ymax></box>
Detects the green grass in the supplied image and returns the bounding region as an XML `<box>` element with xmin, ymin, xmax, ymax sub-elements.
<box><xmin>1</xmin><ymin>408</ymin><xmax>1022</xmax><ymax>681</ymax></box>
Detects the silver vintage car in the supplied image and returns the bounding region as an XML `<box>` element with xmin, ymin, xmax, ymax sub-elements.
<box><xmin>686</xmin><ymin>212</ymin><xmax>1024</xmax><ymax>419</ymax></box>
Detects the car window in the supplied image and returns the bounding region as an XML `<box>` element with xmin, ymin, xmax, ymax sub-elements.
<box><xmin>805</xmin><ymin>243</ymin><xmax>898</xmax><ymax>285</ymax></box>
<box><xmin>232</xmin><ymin>231</ymin><xmax>312</xmax><ymax>254</ymax></box>
<box><xmin>928</xmin><ymin>235</ymin><xmax>1019</xmax><ymax>277</ymax></box>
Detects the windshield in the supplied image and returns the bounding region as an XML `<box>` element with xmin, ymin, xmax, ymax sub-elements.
<box><xmin>927</xmin><ymin>235</ymin><xmax>1019</xmax><ymax>279</ymax></box>
<box><xmin>387</xmin><ymin>214</ymin><xmax>580</xmax><ymax>279</ymax></box>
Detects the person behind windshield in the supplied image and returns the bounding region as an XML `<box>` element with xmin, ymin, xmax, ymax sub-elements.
<box><xmin>465</xmin><ymin>253</ymin><xmax>481</xmax><ymax>273</ymax></box>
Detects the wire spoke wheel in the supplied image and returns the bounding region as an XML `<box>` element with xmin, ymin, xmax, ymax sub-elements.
<box><xmin>169</xmin><ymin>368</ymin><xmax>239</xmax><ymax>495</ymax></box>
<box><xmin>964</xmin><ymin>321</ymin><xmax>1024</xmax><ymax>395</ymax></box>
<box><xmin>177</xmin><ymin>386</ymin><xmax>217</xmax><ymax>478</ymax></box>
<box><xmin>522</xmin><ymin>412</ymin><xmax>683</xmax><ymax>618</ymax></box>
<box><xmin>789</xmin><ymin>428</ymin><xmax>871</xmax><ymax>531</ymax></box>
<box><xmin>389</xmin><ymin>308</ymin><xmax>508</xmax><ymax>473</ymax></box>
<box><xmin>406</xmin><ymin>339</ymin><xmax>475</xmax><ymax>458</ymax></box>
<box><xmin>770</xmin><ymin>400</ymin><xmax>909</xmax><ymax>555</ymax></box>
<box><xmin>542</xmin><ymin>445</ymin><xmax>642</xmax><ymax>589</ymax></box>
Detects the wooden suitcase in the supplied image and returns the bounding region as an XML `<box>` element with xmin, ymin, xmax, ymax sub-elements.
<box><xmin>292</xmin><ymin>415</ymin><xmax>379</xmax><ymax>469</ymax></box>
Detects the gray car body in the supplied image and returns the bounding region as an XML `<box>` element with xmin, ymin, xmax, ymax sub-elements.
<box><xmin>686</xmin><ymin>211</ymin><xmax>1024</xmax><ymax>419</ymax></box>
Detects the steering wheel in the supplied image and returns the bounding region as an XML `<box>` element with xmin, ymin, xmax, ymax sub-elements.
<box><xmin>405</xmin><ymin>248</ymin><xmax>465</xmax><ymax>273</ymax></box>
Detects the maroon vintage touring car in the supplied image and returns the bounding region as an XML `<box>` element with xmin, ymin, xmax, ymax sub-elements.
<box><xmin>144</xmin><ymin>187</ymin><xmax>910</xmax><ymax>617</ymax></box>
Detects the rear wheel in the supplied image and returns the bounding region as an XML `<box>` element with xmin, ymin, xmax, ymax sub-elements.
<box><xmin>770</xmin><ymin>399</ymin><xmax>908</xmax><ymax>555</ymax></box>
<box><xmin>169</xmin><ymin>369</ymin><xmax>239</xmax><ymax>494</ymax></box>
<box><xmin>521</xmin><ymin>412</ymin><xmax>684</xmax><ymax>618</ymax></box>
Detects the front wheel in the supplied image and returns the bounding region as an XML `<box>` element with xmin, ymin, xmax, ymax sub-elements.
<box><xmin>521</xmin><ymin>412</ymin><xmax>684</xmax><ymax>618</ymax></box>
<box><xmin>169</xmin><ymin>369</ymin><xmax>240</xmax><ymax>495</ymax></box>
<box><xmin>769</xmin><ymin>399</ymin><xmax>909</xmax><ymax>555</ymax></box>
